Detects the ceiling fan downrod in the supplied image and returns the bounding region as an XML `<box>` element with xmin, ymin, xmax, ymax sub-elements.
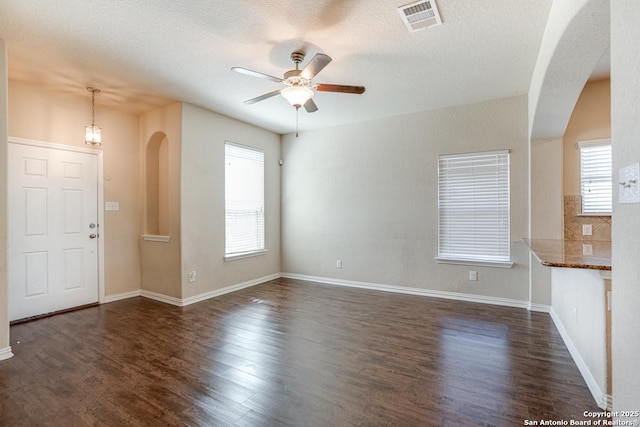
<box><xmin>291</xmin><ymin>51</ymin><xmax>305</xmax><ymax>69</ymax></box>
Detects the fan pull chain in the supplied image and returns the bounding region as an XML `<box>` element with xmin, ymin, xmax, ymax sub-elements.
<box><xmin>295</xmin><ymin>107</ymin><xmax>299</xmax><ymax>138</ymax></box>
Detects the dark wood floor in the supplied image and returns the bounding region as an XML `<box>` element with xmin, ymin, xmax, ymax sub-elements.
<box><xmin>1</xmin><ymin>278</ymin><xmax>600</xmax><ymax>426</ymax></box>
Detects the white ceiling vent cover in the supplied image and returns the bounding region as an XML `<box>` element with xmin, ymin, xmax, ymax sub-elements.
<box><xmin>398</xmin><ymin>0</ymin><xmax>443</xmax><ymax>32</ymax></box>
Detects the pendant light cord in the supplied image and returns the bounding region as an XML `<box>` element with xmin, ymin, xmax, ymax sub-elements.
<box><xmin>91</xmin><ymin>90</ymin><xmax>96</xmax><ymax>126</ymax></box>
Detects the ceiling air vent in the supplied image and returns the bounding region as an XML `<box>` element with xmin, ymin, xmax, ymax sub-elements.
<box><xmin>397</xmin><ymin>0</ymin><xmax>442</xmax><ymax>32</ymax></box>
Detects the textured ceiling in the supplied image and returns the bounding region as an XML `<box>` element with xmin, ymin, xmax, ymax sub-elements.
<box><xmin>1</xmin><ymin>0</ymin><xmax>554</xmax><ymax>135</ymax></box>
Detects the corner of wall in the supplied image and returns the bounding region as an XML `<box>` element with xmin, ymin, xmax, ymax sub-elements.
<box><xmin>0</xmin><ymin>39</ymin><xmax>12</xmax><ymax>356</ymax></box>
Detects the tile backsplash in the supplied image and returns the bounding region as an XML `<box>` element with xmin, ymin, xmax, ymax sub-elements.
<box><xmin>564</xmin><ymin>195</ymin><xmax>611</xmax><ymax>241</ymax></box>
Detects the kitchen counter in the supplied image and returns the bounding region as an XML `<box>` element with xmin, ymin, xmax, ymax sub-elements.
<box><xmin>523</xmin><ymin>238</ymin><xmax>611</xmax><ymax>271</ymax></box>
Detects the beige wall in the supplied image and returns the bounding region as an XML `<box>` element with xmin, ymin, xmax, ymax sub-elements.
<box><xmin>7</xmin><ymin>80</ymin><xmax>141</xmax><ymax>298</ymax></box>
<box><xmin>611</xmin><ymin>0</ymin><xmax>640</xmax><ymax>413</ymax></box>
<box><xmin>180</xmin><ymin>103</ymin><xmax>281</xmax><ymax>299</ymax></box>
<box><xmin>3</xmin><ymin>85</ymin><xmax>279</xmax><ymax>305</ymax></box>
<box><xmin>529</xmin><ymin>137</ymin><xmax>564</xmax><ymax>309</ymax></box>
<box><xmin>139</xmin><ymin>103</ymin><xmax>182</xmax><ymax>298</ymax></box>
<box><xmin>0</xmin><ymin>39</ymin><xmax>10</xmax><ymax>357</ymax></box>
<box><xmin>530</xmin><ymin>138</ymin><xmax>564</xmax><ymax>239</ymax></box>
<box><xmin>562</xmin><ymin>80</ymin><xmax>612</xmax><ymax>243</ymax></box>
<box><xmin>282</xmin><ymin>95</ymin><xmax>530</xmax><ymax>302</ymax></box>
<box><xmin>563</xmin><ymin>79</ymin><xmax>611</xmax><ymax>196</ymax></box>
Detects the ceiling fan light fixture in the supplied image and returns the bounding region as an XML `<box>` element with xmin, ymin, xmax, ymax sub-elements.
<box><xmin>281</xmin><ymin>86</ymin><xmax>313</xmax><ymax>108</ymax></box>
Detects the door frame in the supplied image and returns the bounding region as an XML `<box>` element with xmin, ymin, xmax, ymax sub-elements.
<box><xmin>8</xmin><ymin>136</ymin><xmax>105</xmax><ymax>306</ymax></box>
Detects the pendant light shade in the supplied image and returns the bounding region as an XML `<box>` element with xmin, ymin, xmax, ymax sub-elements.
<box><xmin>85</xmin><ymin>87</ymin><xmax>102</xmax><ymax>146</ymax></box>
<box><xmin>281</xmin><ymin>86</ymin><xmax>313</xmax><ymax>108</ymax></box>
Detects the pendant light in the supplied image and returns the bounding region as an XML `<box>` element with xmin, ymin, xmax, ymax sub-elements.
<box><xmin>85</xmin><ymin>87</ymin><xmax>102</xmax><ymax>146</ymax></box>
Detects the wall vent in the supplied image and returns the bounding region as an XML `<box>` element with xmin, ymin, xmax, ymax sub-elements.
<box><xmin>397</xmin><ymin>0</ymin><xmax>442</xmax><ymax>32</ymax></box>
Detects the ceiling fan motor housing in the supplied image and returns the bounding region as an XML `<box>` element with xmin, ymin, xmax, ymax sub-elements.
<box><xmin>283</xmin><ymin>69</ymin><xmax>311</xmax><ymax>87</ymax></box>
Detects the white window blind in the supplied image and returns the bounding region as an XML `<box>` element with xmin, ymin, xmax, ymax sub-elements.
<box><xmin>437</xmin><ymin>150</ymin><xmax>511</xmax><ymax>265</ymax></box>
<box><xmin>225</xmin><ymin>142</ymin><xmax>265</xmax><ymax>257</ymax></box>
<box><xmin>579</xmin><ymin>140</ymin><xmax>612</xmax><ymax>215</ymax></box>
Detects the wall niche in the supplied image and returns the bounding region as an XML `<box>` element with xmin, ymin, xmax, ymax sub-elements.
<box><xmin>145</xmin><ymin>131</ymin><xmax>169</xmax><ymax>237</ymax></box>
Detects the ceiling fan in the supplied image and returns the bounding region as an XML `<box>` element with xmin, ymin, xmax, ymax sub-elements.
<box><xmin>231</xmin><ymin>51</ymin><xmax>365</xmax><ymax>114</ymax></box>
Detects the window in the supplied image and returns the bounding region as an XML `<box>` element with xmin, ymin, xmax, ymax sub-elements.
<box><xmin>579</xmin><ymin>139</ymin><xmax>612</xmax><ymax>215</ymax></box>
<box><xmin>225</xmin><ymin>142</ymin><xmax>265</xmax><ymax>258</ymax></box>
<box><xmin>437</xmin><ymin>150</ymin><xmax>512</xmax><ymax>267</ymax></box>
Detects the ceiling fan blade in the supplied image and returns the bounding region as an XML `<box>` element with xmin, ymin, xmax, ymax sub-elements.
<box><xmin>315</xmin><ymin>83</ymin><xmax>366</xmax><ymax>94</ymax></box>
<box><xmin>303</xmin><ymin>98</ymin><xmax>318</xmax><ymax>113</ymax></box>
<box><xmin>300</xmin><ymin>53</ymin><xmax>332</xmax><ymax>80</ymax></box>
<box><xmin>244</xmin><ymin>89</ymin><xmax>282</xmax><ymax>104</ymax></box>
<box><xmin>231</xmin><ymin>67</ymin><xmax>283</xmax><ymax>83</ymax></box>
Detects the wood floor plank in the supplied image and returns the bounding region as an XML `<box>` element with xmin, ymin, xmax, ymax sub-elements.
<box><xmin>0</xmin><ymin>278</ymin><xmax>601</xmax><ymax>426</ymax></box>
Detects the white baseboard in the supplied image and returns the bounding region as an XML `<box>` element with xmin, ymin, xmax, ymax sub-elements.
<box><xmin>181</xmin><ymin>273</ymin><xmax>281</xmax><ymax>306</ymax></box>
<box><xmin>549</xmin><ymin>307</ymin><xmax>608</xmax><ymax>409</ymax></box>
<box><xmin>100</xmin><ymin>272</ymin><xmax>535</xmax><ymax>312</ymax></box>
<box><xmin>102</xmin><ymin>290</ymin><xmax>142</xmax><ymax>304</ymax></box>
<box><xmin>140</xmin><ymin>273</ymin><xmax>282</xmax><ymax>307</ymax></box>
<box><xmin>140</xmin><ymin>290</ymin><xmax>183</xmax><ymax>306</ymax></box>
<box><xmin>100</xmin><ymin>273</ymin><xmax>545</xmax><ymax>315</ymax></box>
<box><xmin>0</xmin><ymin>346</ymin><xmax>14</xmax><ymax>361</ymax></box>
<box><xmin>282</xmin><ymin>273</ymin><xmax>529</xmax><ymax>309</ymax></box>
<box><xmin>528</xmin><ymin>302</ymin><xmax>551</xmax><ymax>313</ymax></box>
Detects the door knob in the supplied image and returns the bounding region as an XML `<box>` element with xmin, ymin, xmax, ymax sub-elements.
<box><xmin>89</xmin><ymin>234</ymin><xmax>97</xmax><ymax>239</ymax></box>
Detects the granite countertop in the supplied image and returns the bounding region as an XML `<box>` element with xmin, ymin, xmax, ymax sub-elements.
<box><xmin>523</xmin><ymin>238</ymin><xmax>612</xmax><ymax>271</ymax></box>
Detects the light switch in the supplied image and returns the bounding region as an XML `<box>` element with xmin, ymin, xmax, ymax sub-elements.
<box><xmin>582</xmin><ymin>224</ymin><xmax>592</xmax><ymax>236</ymax></box>
<box><xmin>105</xmin><ymin>201</ymin><xmax>120</xmax><ymax>211</ymax></box>
<box><xmin>619</xmin><ymin>163</ymin><xmax>640</xmax><ymax>204</ymax></box>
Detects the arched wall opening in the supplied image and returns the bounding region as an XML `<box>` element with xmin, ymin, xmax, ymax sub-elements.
<box><xmin>530</xmin><ymin>0</ymin><xmax>609</xmax><ymax>140</ymax></box>
<box><xmin>528</xmin><ymin>0</ymin><xmax>611</xmax><ymax>409</ymax></box>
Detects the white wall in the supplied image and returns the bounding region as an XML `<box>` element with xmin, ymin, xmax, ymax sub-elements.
<box><xmin>180</xmin><ymin>103</ymin><xmax>281</xmax><ymax>299</ymax></box>
<box><xmin>611</xmin><ymin>0</ymin><xmax>640</xmax><ymax>414</ymax></box>
<box><xmin>282</xmin><ymin>95</ymin><xmax>530</xmax><ymax>302</ymax></box>
<box><xmin>551</xmin><ymin>268</ymin><xmax>607</xmax><ymax>407</ymax></box>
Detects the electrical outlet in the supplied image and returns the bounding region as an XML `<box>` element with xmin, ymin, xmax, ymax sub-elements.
<box><xmin>188</xmin><ymin>271</ymin><xmax>197</xmax><ymax>283</ymax></box>
<box><xmin>336</xmin><ymin>259</ymin><xmax>343</xmax><ymax>269</ymax></box>
<box><xmin>582</xmin><ymin>224</ymin><xmax>592</xmax><ymax>236</ymax></box>
<box><xmin>582</xmin><ymin>244</ymin><xmax>593</xmax><ymax>255</ymax></box>
<box><xmin>469</xmin><ymin>271</ymin><xmax>477</xmax><ymax>281</ymax></box>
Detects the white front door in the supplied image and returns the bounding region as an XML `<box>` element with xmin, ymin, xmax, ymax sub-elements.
<box><xmin>8</xmin><ymin>141</ymin><xmax>100</xmax><ymax>321</ymax></box>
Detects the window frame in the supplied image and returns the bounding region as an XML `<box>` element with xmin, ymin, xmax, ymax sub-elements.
<box><xmin>579</xmin><ymin>139</ymin><xmax>612</xmax><ymax>216</ymax></box>
<box><xmin>435</xmin><ymin>149</ymin><xmax>513</xmax><ymax>268</ymax></box>
<box><xmin>224</xmin><ymin>141</ymin><xmax>267</xmax><ymax>261</ymax></box>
